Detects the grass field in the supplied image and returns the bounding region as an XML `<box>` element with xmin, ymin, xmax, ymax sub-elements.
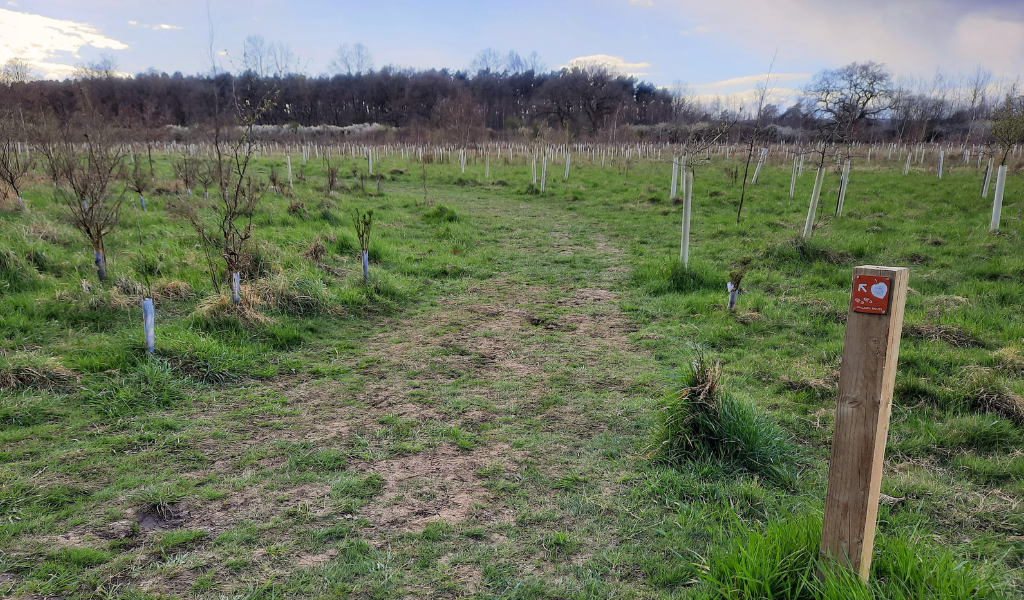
<box><xmin>1</xmin><ymin>148</ymin><xmax>1022</xmax><ymax>599</ymax></box>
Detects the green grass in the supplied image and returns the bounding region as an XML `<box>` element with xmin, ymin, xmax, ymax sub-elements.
<box><xmin>0</xmin><ymin>150</ymin><xmax>1021</xmax><ymax>598</ymax></box>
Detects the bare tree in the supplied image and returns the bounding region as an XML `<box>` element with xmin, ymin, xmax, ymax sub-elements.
<box><xmin>964</xmin><ymin>67</ymin><xmax>992</xmax><ymax>146</ymax></box>
<box><xmin>242</xmin><ymin>35</ymin><xmax>269</xmax><ymax>77</ymax></box>
<box><xmin>470</xmin><ymin>48</ymin><xmax>504</xmax><ymax>73</ymax></box>
<box><xmin>328</xmin><ymin>43</ymin><xmax>373</xmax><ymax>76</ymax></box>
<box><xmin>0</xmin><ymin>111</ymin><xmax>33</xmax><ymax>208</ymax></box>
<box><xmin>268</xmin><ymin>42</ymin><xmax>297</xmax><ymax>77</ymax></box>
<box><xmin>504</xmin><ymin>51</ymin><xmax>525</xmax><ymax>74</ymax></box>
<box><xmin>1</xmin><ymin>57</ymin><xmax>35</xmax><ymax>85</ymax></box>
<box><xmin>172</xmin><ymin>84</ymin><xmax>279</xmax><ymax>291</ymax></box>
<box><xmin>804</xmin><ymin>61</ymin><xmax>894</xmax><ymax>143</ymax></box>
<box><xmin>74</xmin><ymin>54</ymin><xmax>120</xmax><ymax>79</ymax></box>
<box><xmin>524</xmin><ymin>51</ymin><xmax>545</xmax><ymax>73</ymax></box>
<box><xmin>990</xmin><ymin>85</ymin><xmax>1024</xmax><ymax>166</ymax></box>
<box><xmin>50</xmin><ymin>125</ymin><xmax>125</xmax><ymax>282</ymax></box>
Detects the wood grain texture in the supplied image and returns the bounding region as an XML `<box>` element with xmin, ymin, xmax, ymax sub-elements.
<box><xmin>820</xmin><ymin>265</ymin><xmax>909</xmax><ymax>581</ymax></box>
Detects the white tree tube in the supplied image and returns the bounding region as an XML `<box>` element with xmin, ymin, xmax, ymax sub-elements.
<box><xmin>232</xmin><ymin>272</ymin><xmax>241</xmax><ymax>305</ymax></box>
<box><xmin>143</xmin><ymin>298</ymin><xmax>155</xmax><ymax>354</ymax></box>
<box><xmin>991</xmin><ymin>165</ymin><xmax>1007</xmax><ymax>233</ymax></box>
<box><xmin>803</xmin><ymin>167</ymin><xmax>825</xmax><ymax>239</ymax></box>
<box><xmin>680</xmin><ymin>170</ymin><xmax>692</xmax><ymax>266</ymax></box>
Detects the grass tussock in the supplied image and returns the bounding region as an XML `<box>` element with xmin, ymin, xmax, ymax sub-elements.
<box><xmin>633</xmin><ymin>259</ymin><xmax>722</xmax><ymax>295</ymax></box>
<box><xmin>421</xmin><ymin>203</ymin><xmax>460</xmax><ymax>223</ymax></box>
<box><xmin>0</xmin><ymin>359</ymin><xmax>78</xmax><ymax>391</ymax></box>
<box><xmin>959</xmin><ymin>366</ymin><xmax>1024</xmax><ymax>423</ymax></box>
<box><xmin>652</xmin><ymin>349</ymin><xmax>799</xmax><ymax>487</ymax></box>
<box><xmin>765</xmin><ymin>236</ymin><xmax>856</xmax><ymax>266</ymax></box>
<box><xmin>905</xmin><ymin>324</ymin><xmax>985</xmax><ymax>348</ymax></box>
<box><xmin>700</xmin><ymin>514</ymin><xmax>1008</xmax><ymax>600</ymax></box>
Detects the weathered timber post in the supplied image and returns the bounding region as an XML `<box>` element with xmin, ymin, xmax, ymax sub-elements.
<box><xmin>821</xmin><ymin>265</ymin><xmax>909</xmax><ymax>582</ymax></box>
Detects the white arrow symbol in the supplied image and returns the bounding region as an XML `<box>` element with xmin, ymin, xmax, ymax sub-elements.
<box><xmin>857</xmin><ymin>283</ymin><xmax>868</xmax><ymax>292</ymax></box>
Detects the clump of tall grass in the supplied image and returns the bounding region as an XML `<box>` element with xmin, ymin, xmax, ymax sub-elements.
<box><xmin>421</xmin><ymin>204</ymin><xmax>460</xmax><ymax>223</ymax></box>
<box><xmin>632</xmin><ymin>259</ymin><xmax>721</xmax><ymax>295</ymax></box>
<box><xmin>0</xmin><ymin>249</ymin><xmax>39</xmax><ymax>292</ymax></box>
<box><xmin>80</xmin><ymin>358</ymin><xmax>187</xmax><ymax>419</ymax></box>
<box><xmin>652</xmin><ymin>349</ymin><xmax>799</xmax><ymax>487</ymax></box>
<box><xmin>764</xmin><ymin>236</ymin><xmax>857</xmax><ymax>266</ymax></box>
<box><xmin>957</xmin><ymin>366</ymin><xmax>1024</xmax><ymax>422</ymax></box>
<box><xmin>700</xmin><ymin>513</ymin><xmax>1009</xmax><ymax>599</ymax></box>
<box><xmin>191</xmin><ymin>274</ymin><xmax>342</xmax><ymax>327</ymax></box>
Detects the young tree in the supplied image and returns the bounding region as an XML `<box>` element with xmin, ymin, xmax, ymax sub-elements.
<box><xmin>990</xmin><ymin>86</ymin><xmax>1024</xmax><ymax>166</ymax></box>
<box><xmin>736</xmin><ymin>57</ymin><xmax>777</xmax><ymax>223</ymax></box>
<box><xmin>50</xmin><ymin>126</ymin><xmax>125</xmax><ymax>282</ymax></box>
<box><xmin>0</xmin><ymin>111</ymin><xmax>34</xmax><ymax>208</ymax></box>
<box><xmin>124</xmin><ymin>157</ymin><xmax>151</xmax><ymax>210</ymax></box>
<box><xmin>172</xmin><ymin>84</ymin><xmax>279</xmax><ymax>292</ymax></box>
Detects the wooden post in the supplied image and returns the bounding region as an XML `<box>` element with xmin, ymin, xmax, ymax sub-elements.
<box><xmin>821</xmin><ymin>265</ymin><xmax>909</xmax><ymax>582</ymax></box>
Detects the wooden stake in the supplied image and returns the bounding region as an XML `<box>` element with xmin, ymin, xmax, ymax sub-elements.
<box><xmin>821</xmin><ymin>265</ymin><xmax>909</xmax><ymax>582</ymax></box>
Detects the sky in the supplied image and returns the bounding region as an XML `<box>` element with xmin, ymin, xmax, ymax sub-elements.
<box><xmin>0</xmin><ymin>0</ymin><xmax>1022</xmax><ymax>106</ymax></box>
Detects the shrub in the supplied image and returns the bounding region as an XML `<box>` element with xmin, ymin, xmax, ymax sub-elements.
<box><xmin>652</xmin><ymin>349</ymin><xmax>798</xmax><ymax>487</ymax></box>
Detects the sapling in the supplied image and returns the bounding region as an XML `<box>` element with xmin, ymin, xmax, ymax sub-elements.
<box><xmin>353</xmin><ymin>208</ymin><xmax>373</xmax><ymax>281</ymax></box>
<box><xmin>0</xmin><ymin>113</ymin><xmax>33</xmax><ymax>210</ymax></box>
<box><xmin>195</xmin><ymin>162</ymin><xmax>214</xmax><ymax>199</ymax></box>
<box><xmin>172</xmin><ymin>83</ymin><xmax>278</xmax><ymax>294</ymax></box>
<box><xmin>172</xmin><ymin>154</ymin><xmax>198</xmax><ymax>196</ymax></box>
<box><xmin>132</xmin><ymin>200</ymin><xmax>155</xmax><ymax>353</ymax></box>
<box><xmin>51</xmin><ymin>128</ymin><xmax>125</xmax><ymax>282</ymax></box>
<box><xmin>126</xmin><ymin>158</ymin><xmax>151</xmax><ymax>211</ymax></box>
<box><xmin>268</xmin><ymin>165</ymin><xmax>281</xmax><ymax>193</ymax></box>
<box><xmin>727</xmin><ymin>271</ymin><xmax>743</xmax><ymax>310</ymax></box>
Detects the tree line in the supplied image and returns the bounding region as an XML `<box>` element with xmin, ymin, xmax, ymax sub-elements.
<box><xmin>0</xmin><ymin>52</ymin><xmax>1021</xmax><ymax>149</ymax></box>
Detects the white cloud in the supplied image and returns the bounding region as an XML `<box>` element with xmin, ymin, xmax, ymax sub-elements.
<box><xmin>563</xmin><ymin>54</ymin><xmax>652</xmax><ymax>76</ymax></box>
<box><xmin>629</xmin><ymin>0</ymin><xmax>654</xmax><ymax>6</ymax></box>
<box><xmin>128</xmin><ymin>20</ymin><xmax>183</xmax><ymax>31</ymax></box>
<box><xmin>680</xmin><ymin>25</ymin><xmax>711</xmax><ymax>35</ymax></box>
<box><xmin>654</xmin><ymin>0</ymin><xmax>1024</xmax><ymax>77</ymax></box>
<box><xmin>696</xmin><ymin>72</ymin><xmax>811</xmax><ymax>90</ymax></box>
<box><xmin>0</xmin><ymin>8</ymin><xmax>127</xmax><ymax>78</ymax></box>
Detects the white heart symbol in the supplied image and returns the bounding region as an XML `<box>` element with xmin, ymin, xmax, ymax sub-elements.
<box><xmin>870</xmin><ymin>282</ymin><xmax>888</xmax><ymax>299</ymax></box>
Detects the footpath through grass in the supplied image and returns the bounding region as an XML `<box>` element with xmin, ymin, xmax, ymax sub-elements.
<box><xmin>0</xmin><ymin>151</ymin><xmax>1022</xmax><ymax>598</ymax></box>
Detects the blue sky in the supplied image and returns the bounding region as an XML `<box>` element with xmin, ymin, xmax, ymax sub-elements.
<box><xmin>1</xmin><ymin>0</ymin><xmax>1021</xmax><ymax>105</ymax></box>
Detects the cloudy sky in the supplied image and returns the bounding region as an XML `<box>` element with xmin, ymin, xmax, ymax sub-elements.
<box><xmin>1</xmin><ymin>0</ymin><xmax>1021</xmax><ymax>104</ymax></box>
